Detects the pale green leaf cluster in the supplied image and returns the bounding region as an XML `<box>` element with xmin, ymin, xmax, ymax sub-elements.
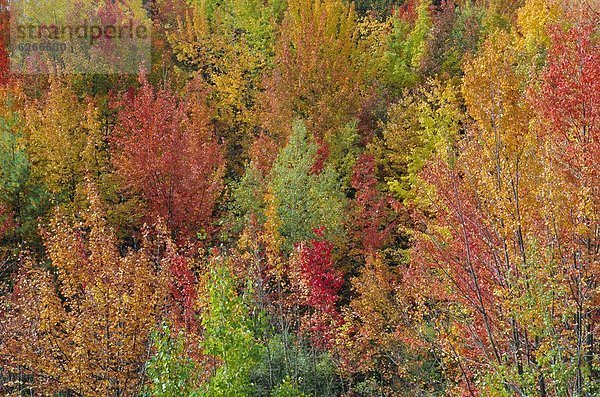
<box><xmin>269</xmin><ymin>121</ymin><xmax>347</xmax><ymax>250</ymax></box>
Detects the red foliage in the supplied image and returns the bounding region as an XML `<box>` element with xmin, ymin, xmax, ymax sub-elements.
<box><xmin>411</xmin><ymin>159</ymin><xmax>506</xmax><ymax>390</ymax></box>
<box><xmin>0</xmin><ymin>0</ymin><xmax>10</xmax><ymax>85</ymax></box>
<box><xmin>311</xmin><ymin>138</ymin><xmax>329</xmax><ymax>175</ymax></box>
<box><xmin>111</xmin><ymin>76</ymin><xmax>225</xmax><ymax>241</ymax></box>
<box><xmin>93</xmin><ymin>1</ymin><xmax>123</xmax><ymax>63</ymax></box>
<box><xmin>533</xmin><ymin>22</ymin><xmax>599</xmax><ymax>185</ymax></box>
<box><xmin>163</xmin><ymin>241</ymin><xmax>198</xmax><ymax>331</ymax></box>
<box><xmin>419</xmin><ymin>0</ymin><xmax>457</xmax><ymax>75</ymax></box>
<box><xmin>349</xmin><ymin>155</ymin><xmax>398</xmax><ymax>253</ymax></box>
<box><xmin>393</xmin><ymin>0</ymin><xmax>418</xmax><ymax>25</ymax></box>
<box><xmin>532</xmin><ymin>20</ymin><xmax>600</xmax><ymax>349</ymax></box>
<box><xmin>249</xmin><ymin>133</ymin><xmax>280</xmax><ymax>177</ymax></box>
<box><xmin>292</xmin><ymin>230</ymin><xmax>344</xmax><ymax>349</ymax></box>
<box><xmin>0</xmin><ymin>204</ymin><xmax>13</xmax><ymax>237</ymax></box>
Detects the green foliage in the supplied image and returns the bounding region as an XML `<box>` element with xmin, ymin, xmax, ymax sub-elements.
<box><xmin>270</xmin><ymin>377</ymin><xmax>307</xmax><ymax>397</ymax></box>
<box><xmin>0</xmin><ymin>115</ymin><xmax>28</xmax><ymax>205</ymax></box>
<box><xmin>0</xmin><ymin>110</ymin><xmax>48</xmax><ymax>244</ymax></box>
<box><xmin>324</xmin><ymin>121</ymin><xmax>362</xmax><ymax>192</ymax></box>
<box><xmin>200</xmin><ymin>260</ymin><xmax>261</xmax><ymax>396</ymax></box>
<box><xmin>377</xmin><ymin>78</ymin><xmax>463</xmax><ymax>200</ymax></box>
<box><xmin>145</xmin><ymin>323</ymin><xmax>197</xmax><ymax>397</ymax></box>
<box><xmin>252</xmin><ymin>333</ymin><xmax>341</xmax><ymax>397</ymax></box>
<box><xmin>219</xmin><ymin>0</ymin><xmax>280</xmax><ymax>60</ymax></box>
<box><xmin>385</xmin><ymin>0</ymin><xmax>432</xmax><ymax>90</ymax></box>
<box><xmin>420</xmin><ymin>1</ymin><xmax>486</xmax><ymax>77</ymax></box>
<box><xmin>232</xmin><ymin>165</ymin><xmax>268</xmax><ymax>227</ymax></box>
<box><xmin>450</xmin><ymin>1</ymin><xmax>485</xmax><ymax>58</ymax></box>
<box><xmin>353</xmin><ymin>0</ymin><xmax>400</xmax><ymax>20</ymax></box>
<box><xmin>269</xmin><ymin>121</ymin><xmax>347</xmax><ymax>250</ymax></box>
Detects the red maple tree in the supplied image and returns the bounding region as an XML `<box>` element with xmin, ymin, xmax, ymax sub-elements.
<box><xmin>290</xmin><ymin>230</ymin><xmax>344</xmax><ymax>349</ymax></box>
<box><xmin>112</xmin><ymin>76</ymin><xmax>225</xmax><ymax>241</ymax></box>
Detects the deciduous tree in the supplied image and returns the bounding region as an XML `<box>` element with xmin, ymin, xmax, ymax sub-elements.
<box><xmin>289</xmin><ymin>232</ymin><xmax>343</xmax><ymax>350</ymax></box>
<box><xmin>112</xmin><ymin>76</ymin><xmax>225</xmax><ymax>241</ymax></box>
<box><xmin>23</xmin><ymin>80</ymin><xmax>90</xmax><ymax>207</ymax></box>
<box><xmin>0</xmin><ymin>187</ymin><xmax>167</xmax><ymax>396</ymax></box>
<box><xmin>261</xmin><ymin>0</ymin><xmax>371</xmax><ymax>144</ymax></box>
<box><xmin>199</xmin><ymin>258</ymin><xmax>261</xmax><ymax>396</ymax></box>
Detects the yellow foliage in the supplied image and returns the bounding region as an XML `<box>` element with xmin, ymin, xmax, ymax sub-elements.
<box><xmin>0</xmin><ymin>187</ymin><xmax>168</xmax><ymax>396</ymax></box>
<box><xmin>23</xmin><ymin>80</ymin><xmax>89</xmax><ymax>205</ymax></box>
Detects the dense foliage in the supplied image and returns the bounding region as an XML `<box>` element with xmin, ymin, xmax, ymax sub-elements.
<box><xmin>0</xmin><ymin>0</ymin><xmax>597</xmax><ymax>396</ymax></box>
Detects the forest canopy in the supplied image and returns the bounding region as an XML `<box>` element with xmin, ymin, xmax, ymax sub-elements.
<box><xmin>0</xmin><ymin>0</ymin><xmax>597</xmax><ymax>396</ymax></box>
